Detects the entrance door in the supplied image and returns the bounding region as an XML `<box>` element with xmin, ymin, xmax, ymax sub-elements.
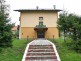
<box><xmin>37</xmin><ymin>31</ymin><xmax>45</xmax><ymax>38</ymax></box>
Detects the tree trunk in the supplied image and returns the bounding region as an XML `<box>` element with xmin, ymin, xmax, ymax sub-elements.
<box><xmin>64</xmin><ymin>30</ymin><xmax>66</xmax><ymax>43</ymax></box>
<box><xmin>73</xmin><ymin>28</ymin><xmax>77</xmax><ymax>40</ymax></box>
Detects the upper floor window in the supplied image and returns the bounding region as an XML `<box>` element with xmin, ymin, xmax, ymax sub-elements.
<box><xmin>39</xmin><ymin>17</ymin><xmax>43</xmax><ymax>20</ymax></box>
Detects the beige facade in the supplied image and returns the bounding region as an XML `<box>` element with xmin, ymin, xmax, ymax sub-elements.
<box><xmin>21</xmin><ymin>27</ymin><xmax>59</xmax><ymax>39</ymax></box>
<box><xmin>21</xmin><ymin>11</ymin><xmax>58</xmax><ymax>27</ymax></box>
<box><xmin>16</xmin><ymin>10</ymin><xmax>61</xmax><ymax>39</ymax></box>
<box><xmin>21</xmin><ymin>27</ymin><xmax>36</xmax><ymax>39</ymax></box>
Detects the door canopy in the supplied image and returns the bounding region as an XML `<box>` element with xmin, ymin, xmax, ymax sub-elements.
<box><xmin>34</xmin><ymin>25</ymin><xmax>48</xmax><ymax>31</ymax></box>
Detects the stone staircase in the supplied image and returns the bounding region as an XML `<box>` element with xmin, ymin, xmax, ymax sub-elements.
<box><xmin>25</xmin><ymin>45</ymin><xmax>58</xmax><ymax>61</ymax></box>
<box><xmin>22</xmin><ymin>39</ymin><xmax>60</xmax><ymax>61</ymax></box>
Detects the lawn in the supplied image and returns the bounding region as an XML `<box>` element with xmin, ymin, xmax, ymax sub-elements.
<box><xmin>0</xmin><ymin>39</ymin><xmax>31</xmax><ymax>61</ymax></box>
<box><xmin>0</xmin><ymin>38</ymin><xmax>81</xmax><ymax>61</ymax></box>
<box><xmin>50</xmin><ymin>38</ymin><xmax>81</xmax><ymax>61</ymax></box>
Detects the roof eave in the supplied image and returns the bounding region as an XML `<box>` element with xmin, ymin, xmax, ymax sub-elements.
<box><xmin>14</xmin><ymin>9</ymin><xmax>62</xmax><ymax>12</ymax></box>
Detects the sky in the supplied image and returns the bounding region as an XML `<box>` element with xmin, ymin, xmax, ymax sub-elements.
<box><xmin>5</xmin><ymin>0</ymin><xmax>81</xmax><ymax>25</ymax></box>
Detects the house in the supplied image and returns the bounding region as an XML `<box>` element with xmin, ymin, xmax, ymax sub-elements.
<box><xmin>15</xmin><ymin>8</ymin><xmax>61</xmax><ymax>39</ymax></box>
<box><xmin>11</xmin><ymin>26</ymin><xmax>18</xmax><ymax>34</ymax></box>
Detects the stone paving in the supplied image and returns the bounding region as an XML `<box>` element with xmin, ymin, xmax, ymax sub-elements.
<box><xmin>30</xmin><ymin>39</ymin><xmax>51</xmax><ymax>45</ymax></box>
<box><xmin>22</xmin><ymin>39</ymin><xmax>61</xmax><ymax>61</ymax></box>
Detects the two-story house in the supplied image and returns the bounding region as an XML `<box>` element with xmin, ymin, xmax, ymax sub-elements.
<box><xmin>15</xmin><ymin>8</ymin><xmax>61</xmax><ymax>39</ymax></box>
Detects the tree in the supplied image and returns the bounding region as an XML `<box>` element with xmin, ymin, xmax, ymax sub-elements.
<box><xmin>57</xmin><ymin>11</ymin><xmax>68</xmax><ymax>42</ymax></box>
<box><xmin>58</xmin><ymin>11</ymin><xmax>81</xmax><ymax>52</ymax></box>
<box><xmin>68</xmin><ymin>14</ymin><xmax>81</xmax><ymax>52</ymax></box>
<box><xmin>0</xmin><ymin>0</ymin><xmax>13</xmax><ymax>47</ymax></box>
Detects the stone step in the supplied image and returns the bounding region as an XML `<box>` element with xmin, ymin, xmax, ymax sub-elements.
<box><xmin>28</xmin><ymin>49</ymin><xmax>54</xmax><ymax>52</ymax></box>
<box><xmin>25</xmin><ymin>55</ymin><xmax>57</xmax><ymax>60</ymax></box>
<box><xmin>29</xmin><ymin>45</ymin><xmax>53</xmax><ymax>48</ymax></box>
<box><xmin>25</xmin><ymin>59</ymin><xmax>58</xmax><ymax>61</ymax></box>
<box><xmin>28</xmin><ymin>49</ymin><xmax>54</xmax><ymax>50</ymax></box>
<box><xmin>27</xmin><ymin>55</ymin><xmax>56</xmax><ymax>57</ymax></box>
<box><xmin>27</xmin><ymin>55</ymin><xmax>57</xmax><ymax>57</ymax></box>
<box><xmin>29</xmin><ymin>45</ymin><xmax>52</xmax><ymax>47</ymax></box>
<box><xmin>29</xmin><ymin>45</ymin><xmax>53</xmax><ymax>49</ymax></box>
<box><xmin>27</xmin><ymin>52</ymin><xmax>56</xmax><ymax>56</ymax></box>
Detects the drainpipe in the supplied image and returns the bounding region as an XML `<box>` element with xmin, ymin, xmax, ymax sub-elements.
<box><xmin>19</xmin><ymin>26</ymin><xmax>21</xmax><ymax>39</ymax></box>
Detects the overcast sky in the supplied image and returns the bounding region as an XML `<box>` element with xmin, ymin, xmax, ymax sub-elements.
<box><xmin>6</xmin><ymin>0</ymin><xmax>81</xmax><ymax>25</ymax></box>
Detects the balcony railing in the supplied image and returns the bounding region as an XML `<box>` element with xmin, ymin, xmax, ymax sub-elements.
<box><xmin>35</xmin><ymin>25</ymin><xmax>46</xmax><ymax>28</ymax></box>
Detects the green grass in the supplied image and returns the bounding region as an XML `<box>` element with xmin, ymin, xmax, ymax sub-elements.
<box><xmin>0</xmin><ymin>39</ymin><xmax>31</xmax><ymax>61</ymax></box>
<box><xmin>0</xmin><ymin>38</ymin><xmax>81</xmax><ymax>61</ymax></box>
<box><xmin>50</xmin><ymin>38</ymin><xmax>81</xmax><ymax>61</ymax></box>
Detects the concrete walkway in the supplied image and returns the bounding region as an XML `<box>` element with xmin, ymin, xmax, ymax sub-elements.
<box><xmin>22</xmin><ymin>39</ymin><xmax>61</xmax><ymax>61</ymax></box>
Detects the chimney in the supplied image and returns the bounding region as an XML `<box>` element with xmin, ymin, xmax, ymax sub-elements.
<box><xmin>53</xmin><ymin>5</ymin><xmax>56</xmax><ymax>9</ymax></box>
<box><xmin>36</xmin><ymin>6</ymin><xmax>39</xmax><ymax>10</ymax></box>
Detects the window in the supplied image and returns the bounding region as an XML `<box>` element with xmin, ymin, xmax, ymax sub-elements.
<box><xmin>39</xmin><ymin>17</ymin><xmax>43</xmax><ymax>20</ymax></box>
<box><xmin>39</xmin><ymin>22</ymin><xmax>43</xmax><ymax>26</ymax></box>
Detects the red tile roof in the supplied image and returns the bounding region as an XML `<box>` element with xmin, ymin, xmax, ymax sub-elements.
<box><xmin>11</xmin><ymin>26</ymin><xmax>17</xmax><ymax>31</ymax></box>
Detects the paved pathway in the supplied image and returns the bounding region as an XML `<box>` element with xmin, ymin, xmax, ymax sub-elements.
<box><xmin>22</xmin><ymin>39</ymin><xmax>61</xmax><ymax>61</ymax></box>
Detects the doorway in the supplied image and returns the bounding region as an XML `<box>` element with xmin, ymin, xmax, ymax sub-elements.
<box><xmin>37</xmin><ymin>31</ymin><xmax>45</xmax><ymax>38</ymax></box>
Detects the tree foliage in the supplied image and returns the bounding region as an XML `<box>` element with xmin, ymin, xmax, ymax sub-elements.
<box><xmin>57</xmin><ymin>11</ymin><xmax>68</xmax><ymax>42</ymax></box>
<box><xmin>0</xmin><ymin>0</ymin><xmax>13</xmax><ymax>47</ymax></box>
<box><xmin>58</xmin><ymin>11</ymin><xmax>81</xmax><ymax>52</ymax></box>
